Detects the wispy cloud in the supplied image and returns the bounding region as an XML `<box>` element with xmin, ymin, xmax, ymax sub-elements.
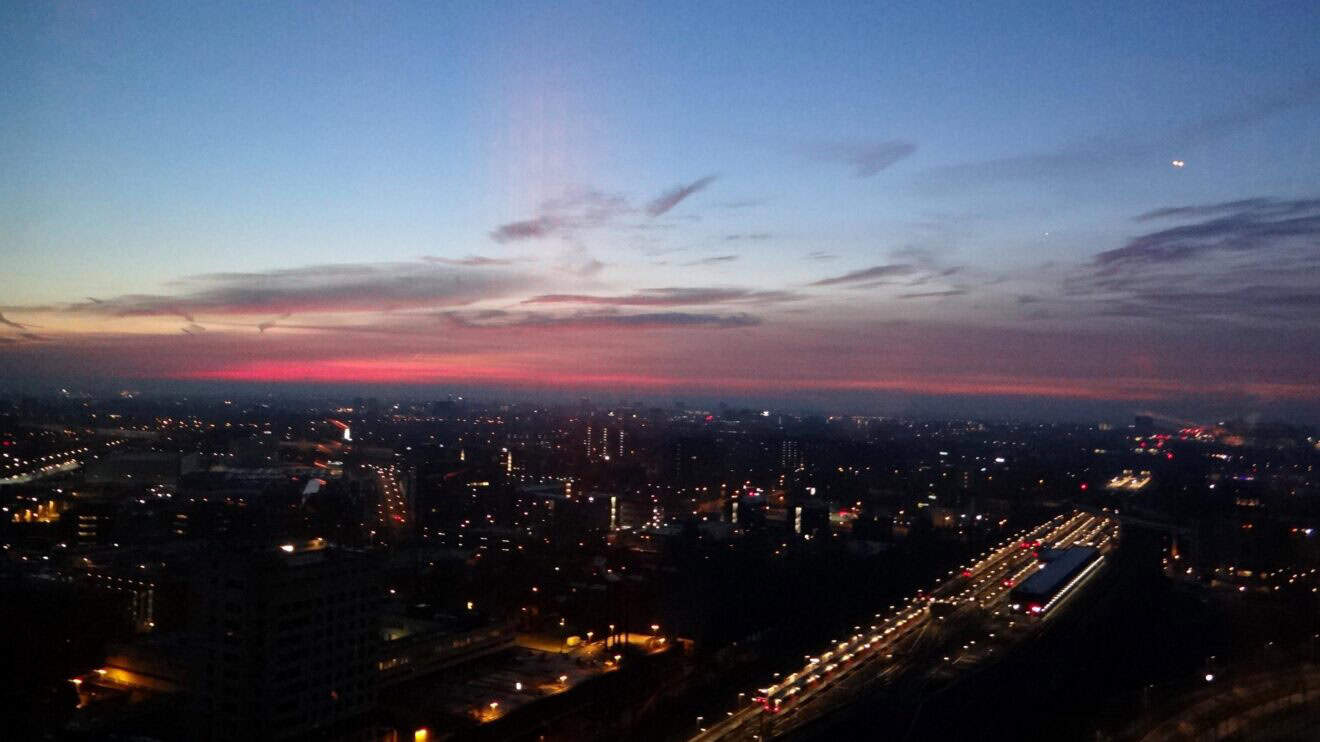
<box><xmin>805</xmin><ymin>139</ymin><xmax>917</xmax><ymax>177</ymax></box>
<box><xmin>1097</xmin><ymin>286</ymin><xmax>1320</xmax><ymax>325</ymax></box>
<box><xmin>51</xmin><ymin>261</ymin><xmax>534</xmax><ymax>318</ymax></box>
<box><xmin>441</xmin><ymin>309</ymin><xmax>760</xmax><ymax>330</ymax></box>
<box><xmin>421</xmin><ymin>254</ymin><xmax>516</xmax><ymax>266</ymax></box>
<box><xmin>491</xmin><ymin>177</ymin><xmax>716</xmax><ymax>244</ymax></box>
<box><xmin>897</xmin><ymin>288</ymin><xmax>969</xmax><ymax>299</ymax></box>
<box><xmin>1065</xmin><ymin>197</ymin><xmax>1320</xmax><ymax>326</ymax></box>
<box><xmin>1173</xmin><ymin>77</ymin><xmax>1320</xmax><ymax>141</ymax></box>
<box><xmin>646</xmin><ymin>176</ymin><xmax>718</xmax><ymax>217</ymax></box>
<box><xmin>2</xmin><ymin>331</ymin><xmax>49</xmax><ymax>342</ymax></box>
<box><xmin>490</xmin><ymin>188</ymin><xmax>630</xmax><ymax>243</ymax></box>
<box><xmin>682</xmin><ymin>255</ymin><xmax>740</xmax><ymax>266</ymax></box>
<box><xmin>490</xmin><ymin>217</ymin><xmax>557</xmax><ymax>243</ymax></box>
<box><xmin>921</xmin><ymin>80</ymin><xmax>1320</xmax><ymax>189</ymax></box>
<box><xmin>0</xmin><ymin>311</ymin><xmax>51</xmax><ymax>344</ymax></box>
<box><xmin>256</xmin><ymin>313</ymin><xmax>291</xmax><ymax>333</ymax></box>
<box><xmin>808</xmin><ymin>264</ymin><xmax>919</xmax><ymax>286</ymax></box>
<box><xmin>1094</xmin><ymin>197</ymin><xmax>1320</xmax><ymax>271</ymax></box>
<box><xmin>0</xmin><ymin>312</ymin><xmax>30</xmax><ymax>331</ymax></box>
<box><xmin>523</xmin><ymin>287</ymin><xmax>800</xmax><ymax>306</ymax></box>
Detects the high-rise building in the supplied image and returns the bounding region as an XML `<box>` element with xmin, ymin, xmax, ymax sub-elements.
<box><xmin>585</xmin><ymin>424</ymin><xmax>626</xmax><ymax>461</ymax></box>
<box><xmin>188</xmin><ymin>541</ymin><xmax>380</xmax><ymax>741</ymax></box>
<box><xmin>779</xmin><ymin>439</ymin><xmax>802</xmax><ymax>472</ymax></box>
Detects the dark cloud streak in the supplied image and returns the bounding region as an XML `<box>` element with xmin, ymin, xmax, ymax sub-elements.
<box><xmin>1094</xmin><ymin>197</ymin><xmax>1320</xmax><ymax>270</ymax></box>
<box><xmin>806</xmin><ymin>140</ymin><xmax>917</xmax><ymax>177</ymax></box>
<box><xmin>646</xmin><ymin>176</ymin><xmax>718</xmax><ymax>217</ymax></box>
<box><xmin>809</xmin><ymin>264</ymin><xmax>918</xmax><ymax>286</ymax></box>
<box><xmin>441</xmin><ymin>309</ymin><xmax>760</xmax><ymax>330</ymax></box>
<box><xmin>681</xmin><ymin>255</ymin><xmax>740</xmax><ymax>266</ymax></box>
<box><xmin>524</xmin><ymin>287</ymin><xmax>800</xmax><ymax>307</ymax></box>
<box><xmin>0</xmin><ymin>312</ymin><xmax>31</xmax><ymax>331</ymax></box>
<box><xmin>897</xmin><ymin>288</ymin><xmax>969</xmax><ymax>299</ymax></box>
<box><xmin>490</xmin><ymin>217</ymin><xmax>557</xmax><ymax>243</ymax></box>
<box><xmin>1067</xmin><ymin>197</ymin><xmax>1320</xmax><ymax>327</ymax></box>
<box><xmin>421</xmin><ymin>255</ymin><xmax>516</xmax><ymax>266</ymax></box>
<box><xmin>53</xmin><ymin>262</ymin><xmax>533</xmax><ymax>318</ymax></box>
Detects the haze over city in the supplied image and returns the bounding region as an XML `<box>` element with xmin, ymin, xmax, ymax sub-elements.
<box><xmin>3</xmin><ymin>2</ymin><xmax>1319</xmax><ymax>420</ymax></box>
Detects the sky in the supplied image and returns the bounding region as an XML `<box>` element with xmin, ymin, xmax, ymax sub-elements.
<box><xmin>2</xmin><ymin>1</ymin><xmax>1319</xmax><ymax>420</ymax></box>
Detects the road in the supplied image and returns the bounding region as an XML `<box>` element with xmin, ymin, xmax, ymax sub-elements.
<box><xmin>366</xmin><ymin>463</ymin><xmax>411</xmax><ymax>541</ymax></box>
<box><xmin>691</xmin><ymin>510</ymin><xmax>1119</xmax><ymax>741</ymax></box>
<box><xmin>0</xmin><ymin>439</ymin><xmax>126</xmax><ymax>485</ymax></box>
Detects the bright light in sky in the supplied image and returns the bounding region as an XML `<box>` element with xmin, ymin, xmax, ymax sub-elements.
<box><xmin>2</xmin><ymin>2</ymin><xmax>1318</xmax><ymax>418</ymax></box>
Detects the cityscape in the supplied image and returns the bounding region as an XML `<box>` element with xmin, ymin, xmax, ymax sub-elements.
<box><xmin>1</xmin><ymin>396</ymin><xmax>1317</xmax><ymax>740</ymax></box>
<box><xmin>3</xmin><ymin>2</ymin><xmax>1319</xmax><ymax>741</ymax></box>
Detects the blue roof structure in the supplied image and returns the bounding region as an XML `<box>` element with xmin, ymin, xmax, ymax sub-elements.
<box><xmin>1014</xmin><ymin>546</ymin><xmax>1099</xmax><ymax>600</ymax></box>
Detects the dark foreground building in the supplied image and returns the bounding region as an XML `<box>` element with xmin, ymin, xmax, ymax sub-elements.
<box><xmin>189</xmin><ymin>541</ymin><xmax>381</xmax><ymax>741</ymax></box>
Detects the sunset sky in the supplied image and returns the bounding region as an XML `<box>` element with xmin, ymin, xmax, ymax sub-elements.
<box><xmin>3</xmin><ymin>2</ymin><xmax>1319</xmax><ymax>419</ymax></box>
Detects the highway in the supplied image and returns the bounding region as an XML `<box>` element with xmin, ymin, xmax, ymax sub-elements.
<box><xmin>0</xmin><ymin>439</ymin><xmax>125</xmax><ymax>485</ymax></box>
<box><xmin>691</xmin><ymin>510</ymin><xmax>1119</xmax><ymax>741</ymax></box>
<box><xmin>366</xmin><ymin>463</ymin><xmax>411</xmax><ymax>540</ymax></box>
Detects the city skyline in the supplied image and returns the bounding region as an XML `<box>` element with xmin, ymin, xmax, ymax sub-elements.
<box><xmin>4</xmin><ymin>2</ymin><xmax>1319</xmax><ymax>419</ymax></box>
